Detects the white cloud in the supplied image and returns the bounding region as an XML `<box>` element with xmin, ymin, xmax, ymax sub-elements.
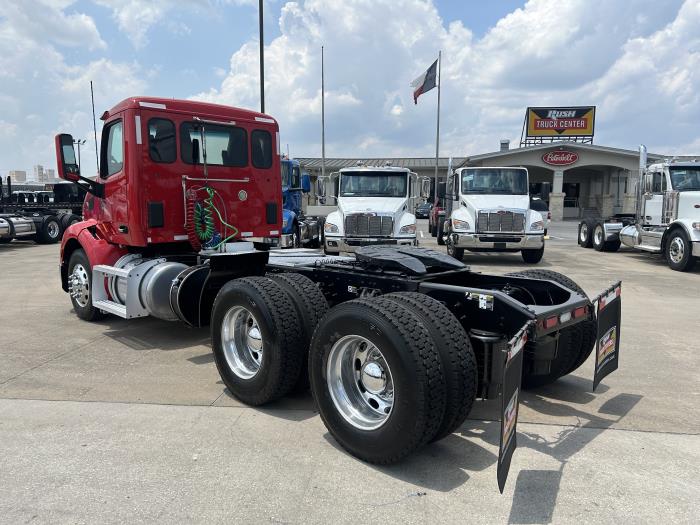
<box><xmin>192</xmin><ymin>0</ymin><xmax>698</xmax><ymax>158</ymax></box>
<box><xmin>95</xmin><ymin>0</ymin><xmax>255</xmax><ymax>47</ymax></box>
<box><xmin>0</xmin><ymin>1</ymin><xmax>146</xmax><ymax>177</ymax></box>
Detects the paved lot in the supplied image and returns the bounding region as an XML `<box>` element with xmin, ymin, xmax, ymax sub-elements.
<box><xmin>0</xmin><ymin>221</ymin><xmax>698</xmax><ymax>524</ymax></box>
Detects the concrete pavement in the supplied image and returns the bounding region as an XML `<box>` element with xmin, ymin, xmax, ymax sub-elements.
<box><xmin>0</xmin><ymin>221</ymin><xmax>698</xmax><ymax>523</ymax></box>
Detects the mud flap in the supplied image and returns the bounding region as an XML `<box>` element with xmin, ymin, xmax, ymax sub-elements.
<box><xmin>593</xmin><ymin>281</ymin><xmax>622</xmax><ymax>391</ymax></box>
<box><xmin>497</xmin><ymin>321</ymin><xmax>533</xmax><ymax>494</ymax></box>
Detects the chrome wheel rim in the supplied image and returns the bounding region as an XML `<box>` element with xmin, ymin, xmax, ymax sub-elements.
<box><xmin>580</xmin><ymin>224</ymin><xmax>588</xmax><ymax>242</ymax></box>
<box><xmin>327</xmin><ymin>335</ymin><xmax>394</xmax><ymax>431</ymax></box>
<box><xmin>669</xmin><ymin>236</ymin><xmax>685</xmax><ymax>264</ymax></box>
<box><xmin>68</xmin><ymin>263</ymin><xmax>90</xmax><ymax>307</ymax></box>
<box><xmin>221</xmin><ymin>306</ymin><xmax>264</xmax><ymax>379</ymax></box>
<box><xmin>594</xmin><ymin>226</ymin><xmax>603</xmax><ymax>245</ymax></box>
<box><xmin>447</xmin><ymin>237</ymin><xmax>454</xmax><ymax>256</ymax></box>
<box><xmin>48</xmin><ymin>221</ymin><xmax>60</xmax><ymax>239</ymax></box>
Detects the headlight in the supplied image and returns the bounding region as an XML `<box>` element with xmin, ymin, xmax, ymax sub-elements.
<box><xmin>282</xmin><ymin>218</ymin><xmax>288</xmax><ymax>228</ymax></box>
<box><xmin>452</xmin><ymin>219</ymin><xmax>470</xmax><ymax>231</ymax></box>
<box><xmin>692</xmin><ymin>222</ymin><xmax>700</xmax><ymax>230</ymax></box>
<box><xmin>530</xmin><ymin>220</ymin><xmax>544</xmax><ymax>231</ymax></box>
<box><xmin>399</xmin><ymin>223</ymin><xmax>416</xmax><ymax>235</ymax></box>
<box><xmin>324</xmin><ymin>222</ymin><xmax>339</xmax><ymax>234</ymax></box>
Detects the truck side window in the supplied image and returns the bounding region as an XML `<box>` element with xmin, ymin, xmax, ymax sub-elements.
<box><xmin>180</xmin><ymin>122</ymin><xmax>247</xmax><ymax>167</ymax></box>
<box><xmin>148</xmin><ymin>118</ymin><xmax>176</xmax><ymax>163</ymax></box>
<box><xmin>251</xmin><ymin>130</ymin><xmax>272</xmax><ymax>169</ymax></box>
<box><xmin>101</xmin><ymin>120</ymin><xmax>123</xmax><ymax>178</ymax></box>
<box><xmin>651</xmin><ymin>171</ymin><xmax>665</xmax><ymax>193</ymax></box>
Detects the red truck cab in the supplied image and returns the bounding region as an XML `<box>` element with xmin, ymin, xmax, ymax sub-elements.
<box><xmin>59</xmin><ymin>97</ymin><xmax>282</xmax><ymax>250</ymax></box>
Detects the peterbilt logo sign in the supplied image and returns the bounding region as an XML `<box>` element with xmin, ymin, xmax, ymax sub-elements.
<box><xmin>542</xmin><ymin>150</ymin><xmax>578</xmax><ymax>166</ymax></box>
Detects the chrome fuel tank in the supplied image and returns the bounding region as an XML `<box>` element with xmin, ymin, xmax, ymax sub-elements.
<box><xmin>620</xmin><ymin>224</ymin><xmax>640</xmax><ymax>248</ymax></box>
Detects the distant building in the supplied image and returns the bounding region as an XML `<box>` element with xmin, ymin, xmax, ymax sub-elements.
<box><xmin>8</xmin><ymin>170</ymin><xmax>27</xmax><ymax>182</ymax></box>
<box><xmin>33</xmin><ymin>165</ymin><xmax>46</xmax><ymax>182</ymax></box>
<box><xmin>45</xmin><ymin>168</ymin><xmax>56</xmax><ymax>182</ymax></box>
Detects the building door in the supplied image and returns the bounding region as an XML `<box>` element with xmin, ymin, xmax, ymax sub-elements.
<box><xmin>562</xmin><ymin>182</ymin><xmax>580</xmax><ymax>218</ymax></box>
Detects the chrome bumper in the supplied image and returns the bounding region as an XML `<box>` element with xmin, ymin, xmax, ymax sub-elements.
<box><xmin>692</xmin><ymin>241</ymin><xmax>700</xmax><ymax>257</ymax></box>
<box><xmin>325</xmin><ymin>236</ymin><xmax>415</xmax><ymax>253</ymax></box>
<box><xmin>452</xmin><ymin>232</ymin><xmax>544</xmax><ymax>250</ymax></box>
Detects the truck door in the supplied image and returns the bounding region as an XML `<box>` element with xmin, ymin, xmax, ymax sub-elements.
<box><xmin>642</xmin><ymin>170</ymin><xmax>664</xmax><ymax>225</ymax></box>
<box><xmin>99</xmin><ymin>116</ymin><xmax>131</xmax><ymax>244</ymax></box>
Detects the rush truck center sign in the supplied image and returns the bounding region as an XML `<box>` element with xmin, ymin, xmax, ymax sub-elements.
<box><xmin>526</xmin><ymin>106</ymin><xmax>595</xmax><ymax>137</ymax></box>
<box><xmin>542</xmin><ymin>150</ymin><xmax>579</xmax><ymax>166</ymax></box>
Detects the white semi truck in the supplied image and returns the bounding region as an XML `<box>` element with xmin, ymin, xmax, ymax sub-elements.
<box><xmin>578</xmin><ymin>145</ymin><xmax>700</xmax><ymax>271</ymax></box>
<box><xmin>439</xmin><ymin>166</ymin><xmax>546</xmax><ymax>263</ymax></box>
<box><xmin>320</xmin><ymin>165</ymin><xmax>429</xmax><ymax>254</ymax></box>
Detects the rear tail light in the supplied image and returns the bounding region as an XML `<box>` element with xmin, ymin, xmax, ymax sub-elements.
<box><xmin>544</xmin><ymin>316</ymin><xmax>558</xmax><ymax>329</ymax></box>
<box><xmin>573</xmin><ymin>306</ymin><xmax>587</xmax><ymax>318</ymax></box>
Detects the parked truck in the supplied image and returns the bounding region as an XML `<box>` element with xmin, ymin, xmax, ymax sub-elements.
<box><xmin>279</xmin><ymin>157</ymin><xmax>322</xmax><ymax>248</ymax></box>
<box><xmin>0</xmin><ymin>177</ymin><xmax>83</xmax><ymax>244</ymax></box>
<box><xmin>440</xmin><ymin>166</ymin><xmax>546</xmax><ymax>263</ymax></box>
<box><xmin>53</xmin><ymin>97</ymin><xmax>621</xmax><ymax>489</ymax></box>
<box><xmin>320</xmin><ymin>164</ymin><xmax>429</xmax><ymax>254</ymax></box>
<box><xmin>578</xmin><ymin>145</ymin><xmax>700</xmax><ymax>271</ymax></box>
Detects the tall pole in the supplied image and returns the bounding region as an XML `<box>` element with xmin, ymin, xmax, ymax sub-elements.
<box><xmin>90</xmin><ymin>81</ymin><xmax>99</xmax><ymax>174</ymax></box>
<box><xmin>321</xmin><ymin>45</ymin><xmax>326</xmax><ymax>179</ymax></box>
<box><xmin>434</xmin><ymin>50</ymin><xmax>441</xmax><ymax>198</ymax></box>
<box><xmin>258</xmin><ymin>0</ymin><xmax>265</xmax><ymax>113</ymax></box>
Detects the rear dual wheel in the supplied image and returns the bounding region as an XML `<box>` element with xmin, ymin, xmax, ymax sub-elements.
<box><xmin>593</xmin><ymin>223</ymin><xmax>621</xmax><ymax>252</ymax></box>
<box><xmin>310</xmin><ymin>294</ymin><xmax>477</xmax><ymax>463</ymax></box>
<box><xmin>310</xmin><ymin>296</ymin><xmax>447</xmax><ymax>463</ymax></box>
<box><xmin>505</xmin><ymin>269</ymin><xmax>596</xmax><ymax>389</ymax></box>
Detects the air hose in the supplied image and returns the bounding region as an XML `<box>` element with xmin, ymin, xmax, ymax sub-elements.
<box><xmin>185</xmin><ymin>186</ymin><xmax>240</xmax><ymax>251</ymax></box>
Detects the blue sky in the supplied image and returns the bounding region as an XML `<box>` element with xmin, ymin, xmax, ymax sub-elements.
<box><xmin>0</xmin><ymin>0</ymin><xmax>697</xmax><ymax>178</ymax></box>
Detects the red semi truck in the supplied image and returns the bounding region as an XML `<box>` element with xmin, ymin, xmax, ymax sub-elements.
<box><xmin>55</xmin><ymin>97</ymin><xmax>621</xmax><ymax>489</ymax></box>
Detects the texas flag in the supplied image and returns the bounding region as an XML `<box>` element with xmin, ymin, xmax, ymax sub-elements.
<box><xmin>410</xmin><ymin>58</ymin><xmax>438</xmax><ymax>104</ymax></box>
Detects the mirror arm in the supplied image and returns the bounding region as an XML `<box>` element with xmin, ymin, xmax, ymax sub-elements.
<box><xmin>74</xmin><ymin>175</ymin><xmax>104</xmax><ymax>198</ymax></box>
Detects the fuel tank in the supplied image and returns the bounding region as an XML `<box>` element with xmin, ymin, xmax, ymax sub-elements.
<box><xmin>619</xmin><ymin>224</ymin><xmax>640</xmax><ymax>248</ymax></box>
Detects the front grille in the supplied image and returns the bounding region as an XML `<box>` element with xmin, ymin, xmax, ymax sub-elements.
<box><xmin>345</xmin><ymin>214</ymin><xmax>393</xmax><ymax>237</ymax></box>
<box><xmin>477</xmin><ymin>211</ymin><xmax>525</xmax><ymax>233</ymax></box>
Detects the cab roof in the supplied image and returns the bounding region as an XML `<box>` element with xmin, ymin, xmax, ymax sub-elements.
<box><xmin>103</xmin><ymin>97</ymin><xmax>278</xmax><ymax>126</ymax></box>
<box><xmin>338</xmin><ymin>165</ymin><xmax>411</xmax><ymax>173</ymax></box>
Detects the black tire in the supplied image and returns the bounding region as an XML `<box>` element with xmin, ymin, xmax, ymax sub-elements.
<box><xmin>446</xmin><ymin>232</ymin><xmax>464</xmax><ymax>261</ymax></box>
<box><xmin>0</xmin><ymin>237</ymin><xmax>13</xmax><ymax>244</ymax></box>
<box><xmin>211</xmin><ymin>276</ymin><xmax>305</xmax><ymax>406</ymax></box>
<box><xmin>60</xmin><ymin>213</ymin><xmax>81</xmax><ymax>232</ymax></box>
<box><xmin>436</xmin><ymin>217</ymin><xmax>446</xmax><ymax>245</ymax></box>
<box><xmin>665</xmin><ymin>228</ymin><xmax>696</xmax><ymax>272</ymax></box>
<box><xmin>36</xmin><ymin>215</ymin><xmax>62</xmax><ymax>244</ymax></box>
<box><xmin>521</xmin><ymin>245</ymin><xmax>545</xmax><ymax>264</ymax></box>
<box><xmin>430</xmin><ymin>221</ymin><xmax>436</xmax><ymax>237</ymax></box>
<box><xmin>578</xmin><ymin>219</ymin><xmax>594</xmax><ymax>248</ymax></box>
<box><xmin>67</xmin><ymin>249</ymin><xmax>105</xmax><ymax>321</ymax></box>
<box><xmin>309</xmin><ymin>296</ymin><xmax>446</xmax><ymax>464</ymax></box>
<box><xmin>384</xmin><ymin>292</ymin><xmax>477</xmax><ymax>441</ymax></box>
<box><xmin>505</xmin><ymin>269</ymin><xmax>596</xmax><ymax>385</ymax></box>
<box><xmin>269</xmin><ymin>273</ymin><xmax>329</xmax><ymax>392</ymax></box>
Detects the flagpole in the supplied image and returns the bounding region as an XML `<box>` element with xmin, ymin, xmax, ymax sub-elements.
<box><xmin>321</xmin><ymin>45</ymin><xmax>326</xmax><ymax>180</ymax></box>
<box><xmin>434</xmin><ymin>50</ymin><xmax>441</xmax><ymax>199</ymax></box>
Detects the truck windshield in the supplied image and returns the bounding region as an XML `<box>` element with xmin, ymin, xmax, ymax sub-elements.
<box><xmin>461</xmin><ymin>168</ymin><xmax>528</xmax><ymax>195</ymax></box>
<box><xmin>339</xmin><ymin>171</ymin><xmax>408</xmax><ymax>197</ymax></box>
<box><xmin>670</xmin><ymin>167</ymin><xmax>700</xmax><ymax>191</ymax></box>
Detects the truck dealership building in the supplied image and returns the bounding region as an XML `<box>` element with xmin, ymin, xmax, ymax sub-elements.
<box><xmin>299</xmin><ymin>141</ymin><xmax>666</xmax><ymax>221</ymax></box>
